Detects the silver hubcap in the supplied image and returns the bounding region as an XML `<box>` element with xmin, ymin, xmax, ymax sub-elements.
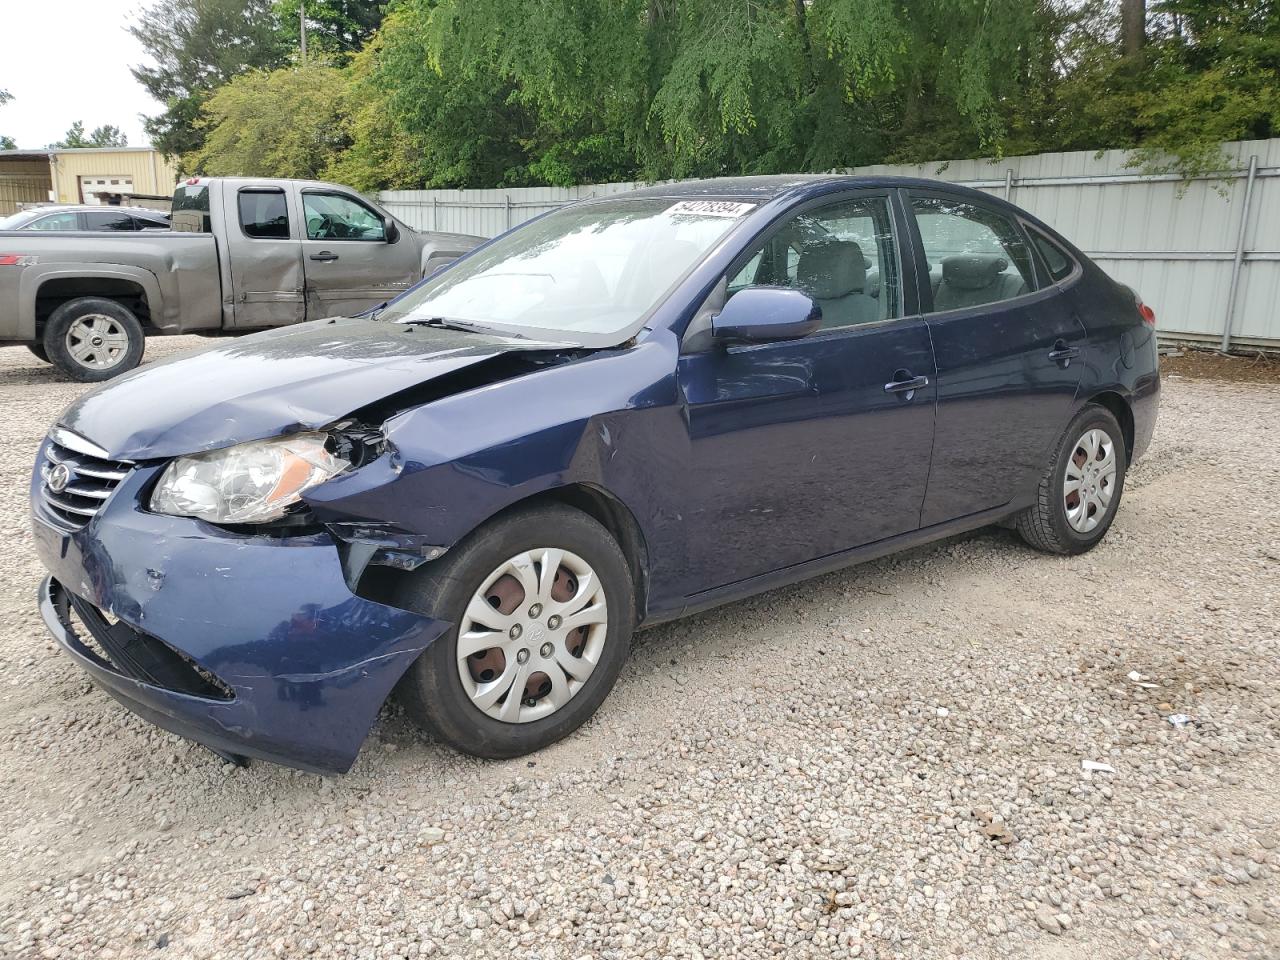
<box><xmin>457</xmin><ymin>548</ymin><xmax>607</xmax><ymax>724</ymax></box>
<box><xmin>1063</xmin><ymin>427</ymin><xmax>1117</xmax><ymax>533</ymax></box>
<box><xmin>65</xmin><ymin>314</ymin><xmax>129</xmax><ymax>369</ymax></box>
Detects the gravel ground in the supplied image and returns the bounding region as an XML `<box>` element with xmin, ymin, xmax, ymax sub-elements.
<box><xmin>0</xmin><ymin>339</ymin><xmax>1278</xmax><ymax>960</ymax></box>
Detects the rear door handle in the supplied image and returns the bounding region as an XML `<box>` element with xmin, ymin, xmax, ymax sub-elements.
<box><xmin>884</xmin><ymin>371</ymin><xmax>929</xmax><ymax>400</ymax></box>
<box><xmin>1048</xmin><ymin>339</ymin><xmax>1080</xmax><ymax>366</ymax></box>
<box><xmin>309</xmin><ymin>251</ymin><xmax>339</xmax><ymax>262</ymax></box>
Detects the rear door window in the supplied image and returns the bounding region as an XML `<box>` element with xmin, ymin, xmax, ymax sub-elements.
<box><xmin>84</xmin><ymin>210</ymin><xmax>137</xmax><ymax>231</ymax></box>
<box><xmin>238</xmin><ymin>189</ymin><xmax>290</xmax><ymax>240</ymax></box>
<box><xmin>910</xmin><ymin>196</ymin><xmax>1037</xmax><ymax>312</ymax></box>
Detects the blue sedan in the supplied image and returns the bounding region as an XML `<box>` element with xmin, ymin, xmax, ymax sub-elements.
<box><xmin>30</xmin><ymin>176</ymin><xmax>1159</xmax><ymax>773</ymax></box>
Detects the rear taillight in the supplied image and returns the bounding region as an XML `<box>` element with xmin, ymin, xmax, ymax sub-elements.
<box><xmin>1129</xmin><ymin>288</ymin><xmax>1156</xmax><ymax>327</ymax></box>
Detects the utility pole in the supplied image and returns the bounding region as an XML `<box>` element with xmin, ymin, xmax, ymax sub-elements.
<box><xmin>300</xmin><ymin>1</ymin><xmax>307</xmax><ymax>62</ymax></box>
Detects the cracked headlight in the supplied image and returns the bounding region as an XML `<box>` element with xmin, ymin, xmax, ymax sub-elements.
<box><xmin>150</xmin><ymin>432</ymin><xmax>350</xmax><ymax>524</ymax></box>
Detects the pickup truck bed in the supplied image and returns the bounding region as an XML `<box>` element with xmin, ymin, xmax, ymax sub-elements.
<box><xmin>0</xmin><ymin>230</ymin><xmax>222</xmax><ymax>342</ymax></box>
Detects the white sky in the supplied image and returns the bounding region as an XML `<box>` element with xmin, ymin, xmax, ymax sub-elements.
<box><xmin>0</xmin><ymin>0</ymin><xmax>161</xmax><ymax>149</ymax></box>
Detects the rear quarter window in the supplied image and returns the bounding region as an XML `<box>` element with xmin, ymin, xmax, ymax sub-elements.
<box><xmin>171</xmin><ymin>183</ymin><xmax>212</xmax><ymax>233</ymax></box>
<box><xmin>1028</xmin><ymin>228</ymin><xmax>1077</xmax><ymax>283</ymax></box>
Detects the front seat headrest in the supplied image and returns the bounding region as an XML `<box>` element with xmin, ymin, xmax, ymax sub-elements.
<box><xmin>798</xmin><ymin>240</ymin><xmax>867</xmax><ymax>299</ymax></box>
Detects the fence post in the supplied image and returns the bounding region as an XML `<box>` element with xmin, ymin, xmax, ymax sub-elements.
<box><xmin>432</xmin><ymin>196</ymin><xmax>438</xmax><ymax>232</ymax></box>
<box><xmin>505</xmin><ymin>195</ymin><xmax>512</xmax><ymax>231</ymax></box>
<box><xmin>1221</xmin><ymin>154</ymin><xmax>1259</xmax><ymax>352</ymax></box>
<box><xmin>1003</xmin><ymin>168</ymin><xmax>1014</xmax><ymax>200</ymax></box>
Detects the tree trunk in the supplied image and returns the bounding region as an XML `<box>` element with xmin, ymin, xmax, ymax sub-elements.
<box><xmin>1121</xmin><ymin>0</ymin><xmax>1146</xmax><ymax>56</ymax></box>
<box><xmin>793</xmin><ymin>0</ymin><xmax>816</xmax><ymax>85</ymax></box>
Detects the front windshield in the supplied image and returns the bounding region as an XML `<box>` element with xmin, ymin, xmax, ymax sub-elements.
<box><xmin>0</xmin><ymin>211</ymin><xmax>32</xmax><ymax>229</ymax></box>
<box><xmin>380</xmin><ymin>197</ymin><xmax>757</xmax><ymax>340</ymax></box>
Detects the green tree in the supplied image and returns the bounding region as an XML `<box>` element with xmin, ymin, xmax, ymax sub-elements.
<box><xmin>0</xmin><ymin>89</ymin><xmax>14</xmax><ymax>150</ymax></box>
<box><xmin>49</xmin><ymin>121</ymin><xmax>130</xmax><ymax>148</ymax></box>
<box><xmin>275</xmin><ymin>0</ymin><xmax>386</xmax><ymax>59</ymax></box>
<box><xmin>130</xmin><ymin>0</ymin><xmax>287</xmax><ymax>160</ymax></box>
<box><xmin>368</xmin><ymin>0</ymin><xmax>1045</xmax><ymax>183</ymax></box>
<box><xmin>1125</xmin><ymin>0</ymin><xmax>1280</xmax><ymax>175</ymax></box>
<box><xmin>89</xmin><ymin>125</ymin><xmax>130</xmax><ymax>148</ymax></box>
<box><xmin>1023</xmin><ymin>0</ymin><xmax>1279</xmax><ymax>177</ymax></box>
<box><xmin>328</xmin><ymin>1</ymin><xmax>550</xmax><ymax>189</ymax></box>
<box><xmin>191</xmin><ymin>0</ymin><xmax>1280</xmax><ymax>190</ymax></box>
<box><xmin>186</xmin><ymin>64</ymin><xmax>350</xmax><ymax>177</ymax></box>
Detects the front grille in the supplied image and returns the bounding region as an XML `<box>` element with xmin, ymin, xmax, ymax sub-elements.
<box><xmin>37</xmin><ymin>434</ymin><xmax>132</xmax><ymax>529</ymax></box>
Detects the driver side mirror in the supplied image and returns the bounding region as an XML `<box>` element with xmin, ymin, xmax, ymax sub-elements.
<box><xmin>711</xmin><ymin>286</ymin><xmax>821</xmax><ymax>343</ymax></box>
<box><xmin>382</xmin><ymin>217</ymin><xmax>400</xmax><ymax>244</ymax></box>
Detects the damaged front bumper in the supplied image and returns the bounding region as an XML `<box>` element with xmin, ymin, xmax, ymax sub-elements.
<box><xmin>31</xmin><ymin>460</ymin><xmax>448</xmax><ymax>774</ymax></box>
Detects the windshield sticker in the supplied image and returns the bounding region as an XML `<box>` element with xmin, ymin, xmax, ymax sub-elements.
<box><xmin>667</xmin><ymin>200</ymin><xmax>757</xmax><ymax>218</ymax></box>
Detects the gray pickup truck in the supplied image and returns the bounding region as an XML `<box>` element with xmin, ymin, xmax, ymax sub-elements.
<box><xmin>0</xmin><ymin>177</ymin><xmax>482</xmax><ymax>380</ymax></box>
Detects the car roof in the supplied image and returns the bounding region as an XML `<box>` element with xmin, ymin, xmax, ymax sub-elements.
<box><xmin>610</xmin><ymin>174</ymin><xmax>1001</xmax><ymax>205</ymax></box>
<box><xmin>185</xmin><ymin>177</ymin><xmax>353</xmax><ymax>192</ymax></box>
<box><xmin>14</xmin><ymin>205</ymin><xmax>168</xmax><ymax>217</ymax></box>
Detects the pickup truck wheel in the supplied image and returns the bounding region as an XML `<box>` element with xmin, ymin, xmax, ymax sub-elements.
<box><xmin>43</xmin><ymin>297</ymin><xmax>145</xmax><ymax>382</ymax></box>
<box><xmin>26</xmin><ymin>344</ymin><xmax>49</xmax><ymax>363</ymax></box>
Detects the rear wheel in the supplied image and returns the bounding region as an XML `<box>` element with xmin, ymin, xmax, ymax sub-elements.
<box><xmin>43</xmin><ymin>297</ymin><xmax>145</xmax><ymax>382</ymax></box>
<box><xmin>394</xmin><ymin>504</ymin><xmax>634</xmax><ymax>759</ymax></box>
<box><xmin>1015</xmin><ymin>404</ymin><xmax>1127</xmax><ymax>555</ymax></box>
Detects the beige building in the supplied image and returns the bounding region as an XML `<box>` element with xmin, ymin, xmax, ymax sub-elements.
<box><xmin>0</xmin><ymin>147</ymin><xmax>180</xmax><ymax>215</ymax></box>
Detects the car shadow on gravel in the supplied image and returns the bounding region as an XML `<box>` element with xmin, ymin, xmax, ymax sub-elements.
<box><xmin>0</xmin><ymin>356</ymin><xmax>70</xmax><ymax>386</ymax></box>
<box><xmin>0</xmin><ymin>338</ymin><xmax>217</xmax><ymax>387</ymax></box>
<box><xmin>361</xmin><ymin>526</ymin><xmax>1021</xmax><ymax>771</ymax></box>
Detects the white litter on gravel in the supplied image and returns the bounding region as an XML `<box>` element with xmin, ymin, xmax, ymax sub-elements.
<box><xmin>0</xmin><ymin>340</ymin><xmax>1277</xmax><ymax>960</ymax></box>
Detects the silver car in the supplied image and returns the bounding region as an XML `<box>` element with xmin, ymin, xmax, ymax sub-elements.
<box><xmin>0</xmin><ymin>205</ymin><xmax>171</xmax><ymax>232</ymax></box>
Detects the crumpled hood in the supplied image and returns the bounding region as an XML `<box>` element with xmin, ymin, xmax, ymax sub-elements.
<box><xmin>57</xmin><ymin>317</ymin><xmax>554</xmax><ymax>460</ymax></box>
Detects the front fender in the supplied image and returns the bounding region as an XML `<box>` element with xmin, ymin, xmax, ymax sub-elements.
<box><xmin>304</xmin><ymin>332</ymin><xmax>689</xmax><ymax>608</ymax></box>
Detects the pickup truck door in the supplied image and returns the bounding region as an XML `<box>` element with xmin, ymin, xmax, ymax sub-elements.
<box><xmin>298</xmin><ymin>189</ymin><xmax>420</xmax><ymax>319</ymax></box>
<box><xmin>225</xmin><ymin>186</ymin><xmax>306</xmax><ymax>328</ymax></box>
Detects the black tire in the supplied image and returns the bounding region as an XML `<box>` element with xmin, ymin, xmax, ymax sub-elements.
<box><xmin>26</xmin><ymin>343</ymin><xmax>49</xmax><ymax>363</ymax></box>
<box><xmin>43</xmin><ymin>297</ymin><xmax>145</xmax><ymax>382</ymax></box>
<box><xmin>394</xmin><ymin>503</ymin><xmax>635</xmax><ymax>759</ymax></box>
<box><xmin>1015</xmin><ymin>403</ymin><xmax>1127</xmax><ymax>555</ymax></box>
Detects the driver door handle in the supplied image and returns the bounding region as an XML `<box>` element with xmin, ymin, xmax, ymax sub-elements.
<box><xmin>309</xmin><ymin>251</ymin><xmax>339</xmax><ymax>262</ymax></box>
<box><xmin>884</xmin><ymin>371</ymin><xmax>929</xmax><ymax>399</ymax></box>
<box><xmin>1048</xmin><ymin>339</ymin><xmax>1080</xmax><ymax>366</ymax></box>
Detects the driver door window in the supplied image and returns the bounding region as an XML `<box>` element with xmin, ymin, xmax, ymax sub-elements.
<box><xmin>302</xmin><ymin>193</ymin><xmax>385</xmax><ymax>241</ymax></box>
<box><xmin>727</xmin><ymin>196</ymin><xmax>901</xmax><ymax>327</ymax></box>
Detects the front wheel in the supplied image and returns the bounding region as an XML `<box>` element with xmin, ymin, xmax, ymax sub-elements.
<box><xmin>26</xmin><ymin>343</ymin><xmax>49</xmax><ymax>363</ymax></box>
<box><xmin>1015</xmin><ymin>404</ymin><xmax>1127</xmax><ymax>555</ymax></box>
<box><xmin>43</xmin><ymin>297</ymin><xmax>145</xmax><ymax>382</ymax></box>
<box><xmin>394</xmin><ymin>504</ymin><xmax>635</xmax><ymax>759</ymax></box>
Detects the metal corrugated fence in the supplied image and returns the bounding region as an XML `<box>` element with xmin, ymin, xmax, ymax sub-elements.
<box><xmin>380</xmin><ymin>138</ymin><xmax>1280</xmax><ymax>350</ymax></box>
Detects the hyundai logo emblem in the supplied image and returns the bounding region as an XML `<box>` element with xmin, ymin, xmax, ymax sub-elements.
<box><xmin>45</xmin><ymin>462</ymin><xmax>71</xmax><ymax>493</ymax></box>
